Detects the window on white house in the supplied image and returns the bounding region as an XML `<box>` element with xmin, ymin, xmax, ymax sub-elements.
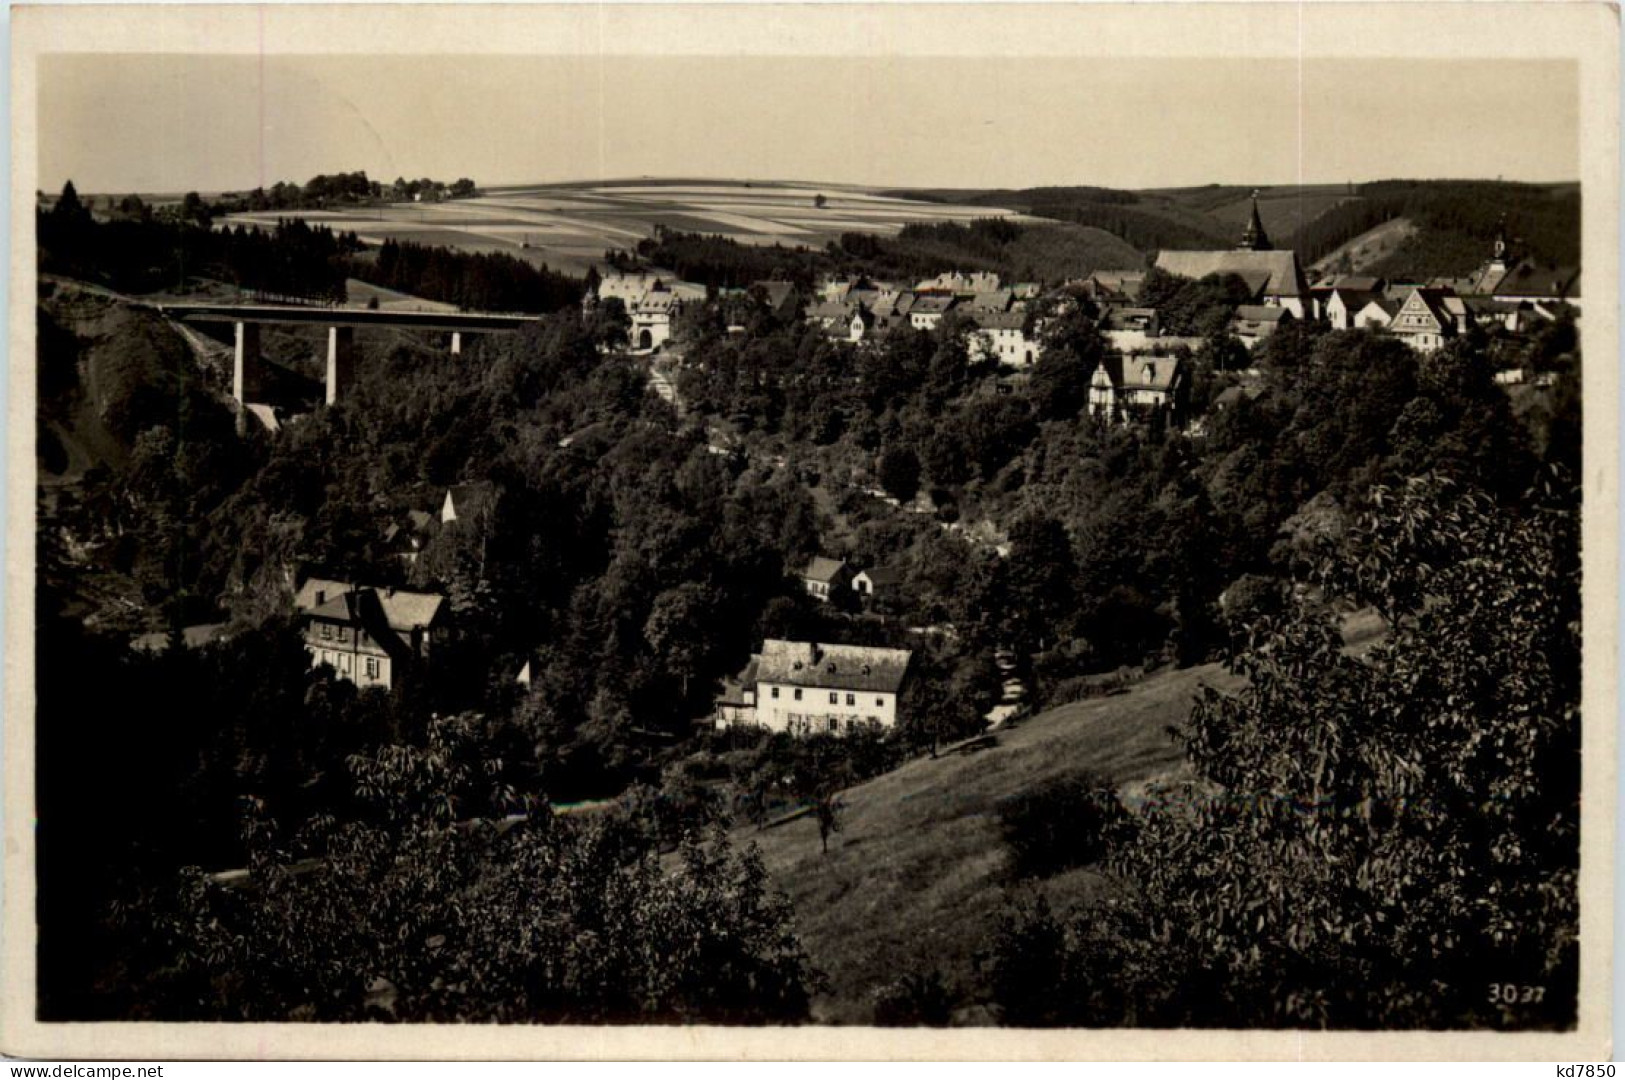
<box><xmin>320</xmin><ymin>624</ymin><xmax>332</xmax><ymax>640</ymax></box>
<box><xmin>828</xmin><ymin>717</ymin><xmax>839</xmax><ymax>733</ymax></box>
<box><xmin>365</xmin><ymin>657</ymin><xmax>378</xmax><ymax>679</ymax></box>
<box><xmin>337</xmin><ymin>627</ymin><xmax>348</xmax><ymax>643</ymax></box>
<box><xmin>876</xmin><ymin>697</ymin><xmax>885</xmax><ymax>707</ymax></box>
<box><xmin>830</xmin><ymin>692</ymin><xmax>838</xmax><ymax>704</ymax></box>
<box><xmin>846</xmin><ymin>693</ymin><xmax>855</xmax><ymax>706</ymax></box>
<box><xmin>771</xmin><ymin>686</ymin><xmax>780</xmax><ymax>699</ymax></box>
<box><xmin>794</xmin><ymin>688</ymin><xmax>802</xmax><ymax>701</ymax></box>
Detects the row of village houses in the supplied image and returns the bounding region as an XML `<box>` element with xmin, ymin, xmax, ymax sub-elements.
<box><xmin>591</xmin><ymin>201</ymin><xmax>1579</xmax><ymax>366</ymax></box>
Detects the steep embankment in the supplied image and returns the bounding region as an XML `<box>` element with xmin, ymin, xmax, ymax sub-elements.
<box><xmin>744</xmin><ymin>660</ymin><xmax>1245</xmax><ymax>1024</ymax></box>
<box><xmin>35</xmin><ymin>281</ymin><xmax>214</xmax><ymax>482</ymax></box>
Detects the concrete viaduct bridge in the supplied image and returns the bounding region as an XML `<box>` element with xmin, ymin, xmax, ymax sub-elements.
<box><xmin>155</xmin><ymin>303</ymin><xmax>542</xmax><ymax>408</ymax></box>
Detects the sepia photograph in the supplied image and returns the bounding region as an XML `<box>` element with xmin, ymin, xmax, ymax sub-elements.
<box><xmin>4</xmin><ymin>1</ymin><xmax>1617</xmax><ymax>1061</ymax></box>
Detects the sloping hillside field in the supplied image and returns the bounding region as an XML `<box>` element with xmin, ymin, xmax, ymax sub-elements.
<box><xmin>223</xmin><ymin>182</ymin><xmax>1020</xmax><ymax>274</ymax></box>
<box><xmin>745</xmin><ymin>660</ymin><xmax>1245</xmax><ymax>1024</ymax></box>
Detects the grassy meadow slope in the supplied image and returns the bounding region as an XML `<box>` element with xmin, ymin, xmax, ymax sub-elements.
<box><xmin>745</xmin><ymin>659</ymin><xmax>1244</xmax><ymax>1024</ymax></box>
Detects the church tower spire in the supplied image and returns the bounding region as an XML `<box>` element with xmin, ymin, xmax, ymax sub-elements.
<box><xmin>1237</xmin><ymin>190</ymin><xmax>1272</xmax><ymax>251</ymax></box>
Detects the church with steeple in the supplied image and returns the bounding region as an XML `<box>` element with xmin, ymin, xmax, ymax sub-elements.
<box><xmin>1153</xmin><ymin>189</ymin><xmax>1311</xmax><ymax>316</ymax></box>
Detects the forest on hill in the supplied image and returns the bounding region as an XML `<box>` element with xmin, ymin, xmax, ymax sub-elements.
<box><xmin>36</xmin><ymin>181</ymin><xmax>583</xmax><ymax>313</ymax></box>
<box><xmin>894</xmin><ymin>179</ymin><xmax>1581</xmax><ymax>278</ymax></box>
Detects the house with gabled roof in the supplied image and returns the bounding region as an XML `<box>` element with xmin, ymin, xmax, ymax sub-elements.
<box><xmin>1354</xmin><ymin>295</ymin><xmax>1400</xmax><ymax>329</ymax></box>
<box><xmin>908</xmin><ymin>295</ymin><xmax>958</xmax><ymax>330</ymax></box>
<box><xmin>1089</xmin><ymin>355</ymin><xmax>1188</xmax><ymax>425</ymax></box>
<box><xmin>1318</xmin><ymin>283</ymin><xmax>1385</xmax><ymax>330</ymax></box>
<box><xmin>1388</xmin><ymin>287</ymin><xmax>1467</xmax><ymax>352</ymax></box>
<box><xmin>1072</xmin><ymin>270</ymin><xmax>1148</xmax><ymax>308</ymax></box>
<box><xmin>851</xmin><ymin>565</ymin><xmax>903</xmax><ymax>603</ymax></box>
<box><xmin>712</xmin><ymin>655</ymin><xmax>761</xmax><ymax>728</ymax></box>
<box><xmin>801</xmin><ymin>555</ymin><xmax>852</xmax><ymax>602</ymax></box>
<box><xmin>296</xmin><ymin>578</ymin><xmax>446</xmax><ymax>689</ymax></box>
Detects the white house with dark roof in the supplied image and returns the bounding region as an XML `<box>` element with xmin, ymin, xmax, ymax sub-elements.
<box><xmin>1318</xmin><ymin>282</ymin><xmax>1385</xmax><ymax>330</ymax></box>
<box><xmin>801</xmin><ymin>555</ymin><xmax>851</xmax><ymax>601</ymax></box>
<box><xmin>1354</xmin><ymin>296</ymin><xmax>1400</xmax><ymax>329</ymax></box>
<box><xmin>295</xmin><ymin>578</ymin><xmax>446</xmax><ymax>689</ymax></box>
<box><xmin>908</xmin><ymin>295</ymin><xmax>957</xmax><ymax>330</ymax></box>
<box><xmin>963</xmin><ymin>310</ymin><xmax>1039</xmax><ymax>367</ymax></box>
<box><xmin>752</xmin><ymin>639</ymin><xmax>912</xmax><ymax>734</ymax></box>
<box><xmin>851</xmin><ymin>565</ymin><xmax>903</xmax><ymax>601</ymax></box>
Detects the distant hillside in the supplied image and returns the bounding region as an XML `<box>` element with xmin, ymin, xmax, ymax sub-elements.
<box><xmin>1360</xmin><ymin>180</ymin><xmax>1580</xmax><ymax>281</ymax></box>
<box><xmin>893</xmin><ymin>179</ymin><xmax>1580</xmax><ymax>278</ymax></box>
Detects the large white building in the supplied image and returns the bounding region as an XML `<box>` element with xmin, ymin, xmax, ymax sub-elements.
<box><xmin>964</xmin><ymin>310</ymin><xmax>1040</xmax><ymax>367</ymax></box>
<box><xmin>749</xmin><ymin>639</ymin><xmax>912</xmax><ymax>735</ymax></box>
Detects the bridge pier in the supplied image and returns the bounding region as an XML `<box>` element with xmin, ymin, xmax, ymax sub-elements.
<box><xmin>232</xmin><ymin>321</ymin><xmax>264</xmax><ymax>405</ymax></box>
<box><xmin>450</xmin><ymin>331</ymin><xmax>462</xmax><ymax>356</ymax></box>
<box><xmin>326</xmin><ymin>326</ymin><xmax>356</xmax><ymax>405</ymax></box>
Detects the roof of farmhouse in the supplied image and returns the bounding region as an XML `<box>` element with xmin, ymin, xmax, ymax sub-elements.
<box><xmin>802</xmin><ymin>555</ymin><xmax>849</xmax><ymax>583</ymax></box>
<box><xmin>1115</xmin><ymin>355</ymin><xmax>1185</xmax><ymax>392</ymax></box>
<box><xmin>756</xmin><ymin>639</ymin><xmax>912</xmax><ymax>694</ymax></box>
<box><xmin>298</xmin><ymin>579</ymin><xmax>445</xmax><ymax>631</ymax></box>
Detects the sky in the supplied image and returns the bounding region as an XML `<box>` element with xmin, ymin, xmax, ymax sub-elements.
<box><xmin>39</xmin><ymin>53</ymin><xmax>1579</xmax><ymax>195</ymax></box>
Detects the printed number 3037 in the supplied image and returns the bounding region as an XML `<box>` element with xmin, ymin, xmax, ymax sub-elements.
<box><xmin>1489</xmin><ymin>984</ymin><xmax>1545</xmax><ymax>1004</ymax></box>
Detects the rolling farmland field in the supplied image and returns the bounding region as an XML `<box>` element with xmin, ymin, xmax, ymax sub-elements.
<box><xmin>222</xmin><ymin>181</ymin><xmax>1023</xmax><ymax>275</ymax></box>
